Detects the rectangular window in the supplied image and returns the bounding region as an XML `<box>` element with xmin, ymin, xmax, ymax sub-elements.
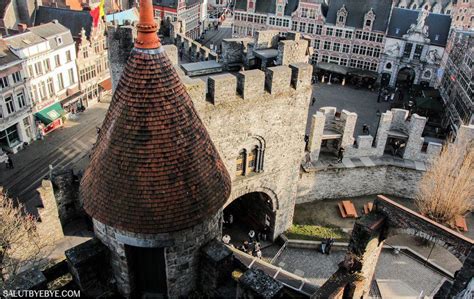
<box><xmin>12</xmin><ymin>71</ymin><xmax>22</xmax><ymax>83</ymax></box>
<box><xmin>322</xmin><ymin>55</ymin><xmax>329</xmax><ymax>62</ymax></box>
<box><xmin>414</xmin><ymin>44</ymin><xmax>423</xmax><ymax>60</ymax></box>
<box><xmin>307</xmin><ymin>23</ymin><xmax>314</xmax><ymax>34</ymax></box>
<box><xmin>344</xmin><ymin>31</ymin><xmax>353</xmax><ymax>39</ymax></box>
<box><xmin>403</xmin><ymin>43</ymin><xmax>413</xmax><ymax>58</ymax></box>
<box><xmin>315</xmin><ymin>25</ymin><xmax>322</xmax><ymax>35</ymax></box>
<box><xmin>23</xmin><ymin>117</ymin><xmax>32</xmax><ymax>139</ymax></box>
<box><xmin>314</xmin><ymin>39</ymin><xmax>320</xmax><ymax>49</ymax></box>
<box><xmin>299</xmin><ymin>22</ymin><xmax>306</xmax><ymax>32</ymax></box>
<box><xmin>0</xmin><ymin>77</ymin><xmax>9</xmax><ymax>89</ymax></box>
<box><xmin>55</xmin><ymin>54</ymin><xmax>61</xmax><ymax>67</ymax></box>
<box><xmin>0</xmin><ymin>124</ymin><xmax>19</xmax><ymax>147</ymax></box>
<box><xmin>333</xmin><ymin>43</ymin><xmax>341</xmax><ymax>52</ymax></box>
<box><xmin>369</xmin><ymin>33</ymin><xmax>376</xmax><ymax>42</ymax></box>
<box><xmin>335</xmin><ymin>29</ymin><xmax>343</xmax><ymax>37</ymax></box>
<box><xmin>374</xmin><ymin>48</ymin><xmax>381</xmax><ymax>58</ymax></box>
<box><xmin>28</xmin><ymin>65</ymin><xmax>34</xmax><ymax>77</ymax></box>
<box><xmin>342</xmin><ymin>44</ymin><xmax>350</xmax><ymax>53</ymax></box>
<box><xmin>326</xmin><ymin>28</ymin><xmax>333</xmax><ymax>36</ymax></box>
<box><xmin>68</xmin><ymin>68</ymin><xmax>75</xmax><ymax>84</ymax></box>
<box><xmin>362</xmin><ymin>32</ymin><xmax>369</xmax><ymax>40</ymax></box>
<box><xmin>352</xmin><ymin>45</ymin><xmax>360</xmax><ymax>54</ymax></box>
<box><xmin>43</xmin><ymin>59</ymin><xmax>51</xmax><ymax>72</ymax></box>
<box><xmin>360</xmin><ymin>46</ymin><xmax>367</xmax><ymax>56</ymax></box>
<box><xmin>34</xmin><ymin>62</ymin><xmax>43</xmax><ymax>76</ymax></box>
<box><xmin>39</xmin><ymin>81</ymin><xmax>47</xmax><ymax>99</ymax></box>
<box><xmin>366</xmin><ymin>47</ymin><xmax>374</xmax><ymax>57</ymax></box>
<box><xmin>323</xmin><ymin>41</ymin><xmax>331</xmax><ymax>50</ymax></box>
<box><xmin>17</xmin><ymin>91</ymin><xmax>26</xmax><ymax>108</ymax></box>
<box><xmin>355</xmin><ymin>31</ymin><xmax>362</xmax><ymax>39</ymax></box>
<box><xmin>47</xmin><ymin>77</ymin><xmax>54</xmax><ymax>96</ymax></box>
<box><xmin>340</xmin><ymin>58</ymin><xmax>348</xmax><ymax>66</ymax></box>
<box><xmin>66</xmin><ymin>50</ymin><xmax>72</xmax><ymax>62</ymax></box>
<box><xmin>376</xmin><ymin>34</ymin><xmax>383</xmax><ymax>43</ymax></box>
<box><xmin>5</xmin><ymin>96</ymin><xmax>15</xmax><ymax>114</ymax></box>
<box><xmin>58</xmin><ymin>73</ymin><xmax>65</xmax><ymax>90</ymax></box>
<box><xmin>276</xmin><ymin>18</ymin><xmax>282</xmax><ymax>27</ymax></box>
<box><xmin>291</xmin><ymin>21</ymin><xmax>298</xmax><ymax>31</ymax></box>
<box><xmin>283</xmin><ymin>19</ymin><xmax>289</xmax><ymax>27</ymax></box>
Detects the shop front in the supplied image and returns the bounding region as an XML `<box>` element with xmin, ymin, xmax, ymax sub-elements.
<box><xmin>34</xmin><ymin>102</ymin><xmax>66</xmax><ymax>136</ymax></box>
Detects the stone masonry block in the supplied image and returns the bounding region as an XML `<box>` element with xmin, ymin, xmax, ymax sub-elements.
<box><xmin>290</xmin><ymin>63</ymin><xmax>312</xmax><ymax>90</ymax></box>
<box><xmin>208</xmin><ymin>73</ymin><xmax>238</xmax><ymax>104</ymax></box>
<box><xmin>404</xmin><ymin>114</ymin><xmax>427</xmax><ymax>161</ymax></box>
<box><xmin>265</xmin><ymin>66</ymin><xmax>292</xmax><ymax>94</ymax></box>
<box><xmin>357</xmin><ymin>135</ymin><xmax>374</xmax><ymax>149</ymax></box>
<box><xmin>309</xmin><ymin>112</ymin><xmax>325</xmax><ymax>161</ymax></box>
<box><xmin>341</xmin><ymin>110</ymin><xmax>357</xmax><ymax>149</ymax></box>
<box><xmin>237</xmin><ymin>69</ymin><xmax>265</xmax><ymax>100</ymax></box>
<box><xmin>163</xmin><ymin>45</ymin><xmax>178</xmax><ymax>65</ymax></box>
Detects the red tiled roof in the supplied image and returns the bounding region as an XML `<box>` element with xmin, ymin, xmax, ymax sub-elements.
<box><xmin>81</xmin><ymin>47</ymin><xmax>231</xmax><ymax>234</ymax></box>
<box><xmin>80</xmin><ymin>0</ymin><xmax>231</xmax><ymax>234</ymax></box>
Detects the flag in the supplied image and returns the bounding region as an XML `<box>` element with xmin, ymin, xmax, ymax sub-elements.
<box><xmin>90</xmin><ymin>0</ymin><xmax>105</xmax><ymax>28</ymax></box>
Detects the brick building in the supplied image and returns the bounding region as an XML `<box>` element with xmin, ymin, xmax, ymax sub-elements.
<box><xmin>392</xmin><ymin>0</ymin><xmax>454</xmax><ymax>15</ymax></box>
<box><xmin>0</xmin><ymin>40</ymin><xmax>35</xmax><ymax>153</ymax></box>
<box><xmin>451</xmin><ymin>0</ymin><xmax>473</xmax><ymax>30</ymax></box>
<box><xmin>153</xmin><ymin>0</ymin><xmax>203</xmax><ymax>39</ymax></box>
<box><xmin>380</xmin><ymin>8</ymin><xmax>451</xmax><ymax>87</ymax></box>
<box><xmin>439</xmin><ymin>29</ymin><xmax>473</xmax><ymax>134</ymax></box>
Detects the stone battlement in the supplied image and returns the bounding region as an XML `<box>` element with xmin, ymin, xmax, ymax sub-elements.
<box><xmin>308</xmin><ymin>107</ymin><xmax>446</xmax><ymax>163</ymax></box>
<box><xmin>188</xmin><ymin>63</ymin><xmax>312</xmax><ymax>106</ymax></box>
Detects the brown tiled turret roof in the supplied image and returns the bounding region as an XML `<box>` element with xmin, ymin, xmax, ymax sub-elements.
<box><xmin>80</xmin><ymin>0</ymin><xmax>231</xmax><ymax>234</ymax></box>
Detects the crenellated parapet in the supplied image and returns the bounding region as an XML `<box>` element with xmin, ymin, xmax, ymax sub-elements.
<box><xmin>174</xmin><ymin>33</ymin><xmax>218</xmax><ymax>62</ymax></box>
<box><xmin>308</xmin><ymin>107</ymin><xmax>444</xmax><ymax>163</ymax></box>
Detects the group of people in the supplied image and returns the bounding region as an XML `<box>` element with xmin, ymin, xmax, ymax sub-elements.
<box><xmin>222</xmin><ymin>230</ymin><xmax>263</xmax><ymax>259</ymax></box>
<box><xmin>319</xmin><ymin>238</ymin><xmax>334</xmax><ymax>254</ymax></box>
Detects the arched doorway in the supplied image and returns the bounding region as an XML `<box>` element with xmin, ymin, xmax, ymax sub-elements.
<box><xmin>222</xmin><ymin>192</ymin><xmax>276</xmax><ymax>245</ymax></box>
<box><xmin>396</xmin><ymin>67</ymin><xmax>416</xmax><ymax>87</ymax></box>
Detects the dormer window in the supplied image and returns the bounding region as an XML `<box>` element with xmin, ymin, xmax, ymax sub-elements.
<box><xmin>336</xmin><ymin>5</ymin><xmax>348</xmax><ymax>27</ymax></box>
<box><xmin>363</xmin><ymin>8</ymin><xmax>375</xmax><ymax>31</ymax></box>
<box><xmin>56</xmin><ymin>36</ymin><xmax>63</xmax><ymax>45</ymax></box>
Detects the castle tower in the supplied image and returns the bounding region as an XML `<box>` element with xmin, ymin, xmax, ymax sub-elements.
<box><xmin>80</xmin><ymin>0</ymin><xmax>231</xmax><ymax>297</ymax></box>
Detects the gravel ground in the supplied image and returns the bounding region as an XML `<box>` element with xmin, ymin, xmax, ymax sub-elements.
<box><xmin>275</xmin><ymin>247</ymin><xmax>446</xmax><ymax>296</ymax></box>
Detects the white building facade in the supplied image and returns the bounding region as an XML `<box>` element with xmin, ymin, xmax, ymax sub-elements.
<box><xmin>6</xmin><ymin>21</ymin><xmax>79</xmax><ymax>135</ymax></box>
<box><xmin>0</xmin><ymin>40</ymin><xmax>34</xmax><ymax>153</ymax></box>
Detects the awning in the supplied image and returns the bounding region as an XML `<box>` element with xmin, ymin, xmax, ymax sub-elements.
<box><xmin>99</xmin><ymin>78</ymin><xmax>112</xmax><ymax>91</ymax></box>
<box><xmin>34</xmin><ymin>102</ymin><xmax>66</xmax><ymax>125</ymax></box>
<box><xmin>415</xmin><ymin>97</ymin><xmax>443</xmax><ymax>112</ymax></box>
<box><xmin>60</xmin><ymin>91</ymin><xmax>82</xmax><ymax>107</ymax></box>
<box><xmin>347</xmin><ymin>69</ymin><xmax>378</xmax><ymax>79</ymax></box>
<box><xmin>316</xmin><ymin>62</ymin><xmax>349</xmax><ymax>75</ymax></box>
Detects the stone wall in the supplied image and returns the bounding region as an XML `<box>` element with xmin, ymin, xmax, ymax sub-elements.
<box><xmin>36</xmin><ymin>180</ymin><xmax>64</xmax><ymax>244</ymax></box>
<box><xmin>93</xmin><ymin>211</ymin><xmax>222</xmax><ymax>298</ymax></box>
<box><xmin>106</xmin><ymin>24</ymin><xmax>136</xmax><ymax>91</ymax></box>
<box><xmin>185</xmin><ymin>63</ymin><xmax>312</xmax><ymax>239</ymax></box>
<box><xmin>307</xmin><ymin>107</ymin><xmax>443</xmax><ymax>163</ymax></box>
<box><xmin>296</xmin><ymin>164</ymin><xmax>423</xmax><ymax>203</ymax></box>
<box><xmin>277</xmin><ymin>33</ymin><xmax>310</xmax><ymax>66</ymax></box>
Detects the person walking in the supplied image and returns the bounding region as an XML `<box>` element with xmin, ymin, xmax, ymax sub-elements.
<box><xmin>337</xmin><ymin>147</ymin><xmax>345</xmax><ymax>163</ymax></box>
<box><xmin>311</xmin><ymin>97</ymin><xmax>316</xmax><ymax>106</ymax></box>
<box><xmin>6</xmin><ymin>155</ymin><xmax>13</xmax><ymax>169</ymax></box>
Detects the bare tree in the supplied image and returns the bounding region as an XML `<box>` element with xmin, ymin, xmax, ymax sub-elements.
<box><xmin>416</xmin><ymin>141</ymin><xmax>474</xmax><ymax>228</ymax></box>
<box><xmin>0</xmin><ymin>192</ymin><xmax>52</xmax><ymax>287</ymax></box>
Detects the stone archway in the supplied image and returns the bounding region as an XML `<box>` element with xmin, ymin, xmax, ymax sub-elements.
<box><xmin>222</xmin><ymin>191</ymin><xmax>277</xmax><ymax>245</ymax></box>
<box><xmin>396</xmin><ymin>66</ymin><xmax>416</xmax><ymax>87</ymax></box>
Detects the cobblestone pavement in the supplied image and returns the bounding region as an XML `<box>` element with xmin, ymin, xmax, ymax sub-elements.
<box><xmin>0</xmin><ymin>98</ymin><xmax>110</xmax><ymax>213</ymax></box>
<box><xmin>275</xmin><ymin>247</ymin><xmax>445</xmax><ymax>296</ymax></box>
<box><xmin>307</xmin><ymin>83</ymin><xmax>392</xmax><ymax>136</ymax></box>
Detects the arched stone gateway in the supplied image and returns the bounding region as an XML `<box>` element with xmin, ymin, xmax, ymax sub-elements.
<box><xmin>396</xmin><ymin>66</ymin><xmax>416</xmax><ymax>87</ymax></box>
<box><xmin>314</xmin><ymin>195</ymin><xmax>474</xmax><ymax>299</ymax></box>
<box><xmin>223</xmin><ymin>191</ymin><xmax>278</xmax><ymax>243</ymax></box>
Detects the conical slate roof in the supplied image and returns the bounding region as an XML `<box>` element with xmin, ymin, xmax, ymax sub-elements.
<box><xmin>80</xmin><ymin>0</ymin><xmax>231</xmax><ymax>234</ymax></box>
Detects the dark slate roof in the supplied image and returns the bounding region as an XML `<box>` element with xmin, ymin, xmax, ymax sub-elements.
<box><xmin>387</xmin><ymin>8</ymin><xmax>452</xmax><ymax>47</ymax></box>
<box><xmin>34</xmin><ymin>6</ymin><xmax>93</xmax><ymax>38</ymax></box>
<box><xmin>0</xmin><ymin>0</ymin><xmax>11</xmax><ymax>19</ymax></box>
<box><xmin>326</xmin><ymin>0</ymin><xmax>392</xmax><ymax>32</ymax></box>
<box><xmin>235</xmin><ymin>0</ymin><xmax>299</xmax><ymax>16</ymax></box>
<box><xmin>80</xmin><ymin>45</ymin><xmax>232</xmax><ymax>234</ymax></box>
<box><xmin>0</xmin><ymin>40</ymin><xmax>21</xmax><ymax>66</ymax></box>
<box><xmin>153</xmin><ymin>0</ymin><xmax>178</xmax><ymax>9</ymax></box>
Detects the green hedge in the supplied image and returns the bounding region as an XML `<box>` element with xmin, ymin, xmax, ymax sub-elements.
<box><xmin>286</xmin><ymin>224</ymin><xmax>349</xmax><ymax>241</ymax></box>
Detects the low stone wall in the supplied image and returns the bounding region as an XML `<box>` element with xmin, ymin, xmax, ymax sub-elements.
<box><xmin>296</xmin><ymin>164</ymin><xmax>423</xmax><ymax>203</ymax></box>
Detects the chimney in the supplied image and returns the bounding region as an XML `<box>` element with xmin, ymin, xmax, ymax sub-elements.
<box><xmin>17</xmin><ymin>23</ymin><xmax>27</xmax><ymax>33</ymax></box>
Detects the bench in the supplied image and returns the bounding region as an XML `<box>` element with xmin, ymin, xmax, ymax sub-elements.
<box><xmin>455</xmin><ymin>215</ymin><xmax>468</xmax><ymax>232</ymax></box>
<box><xmin>338</xmin><ymin>201</ymin><xmax>357</xmax><ymax>218</ymax></box>
<box><xmin>363</xmin><ymin>202</ymin><xmax>374</xmax><ymax>215</ymax></box>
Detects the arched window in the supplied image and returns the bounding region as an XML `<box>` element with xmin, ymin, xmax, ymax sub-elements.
<box><xmin>386</xmin><ymin>62</ymin><xmax>392</xmax><ymax>70</ymax></box>
<box><xmin>236</xmin><ymin>150</ymin><xmax>247</xmax><ymax>176</ymax></box>
<box><xmin>248</xmin><ymin>146</ymin><xmax>258</xmax><ymax>172</ymax></box>
<box><xmin>365</xmin><ymin>19</ymin><xmax>372</xmax><ymax>27</ymax></box>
